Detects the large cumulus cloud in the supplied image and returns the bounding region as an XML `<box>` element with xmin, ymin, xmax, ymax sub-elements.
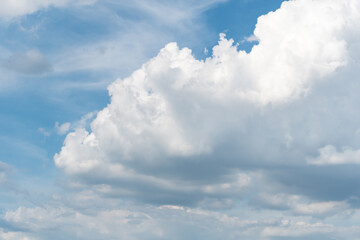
<box><xmin>54</xmin><ymin>0</ymin><xmax>360</xmax><ymax>219</ymax></box>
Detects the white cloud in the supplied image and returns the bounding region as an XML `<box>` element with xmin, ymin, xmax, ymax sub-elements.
<box><xmin>54</xmin><ymin>132</ymin><xmax>251</xmax><ymax>203</ymax></box>
<box><xmin>262</xmin><ymin>221</ymin><xmax>334</xmax><ymax>238</ymax></box>
<box><xmin>252</xmin><ymin>193</ymin><xmax>350</xmax><ymax>218</ymax></box>
<box><xmin>38</xmin><ymin>128</ymin><xmax>50</xmax><ymax>137</ymax></box>
<box><xmin>54</xmin><ymin>0</ymin><xmax>360</xmax><ymax>205</ymax></box>
<box><xmin>293</xmin><ymin>201</ymin><xmax>349</xmax><ymax>217</ymax></box>
<box><xmin>55</xmin><ymin>112</ymin><xmax>96</xmax><ymax>135</ymax></box>
<box><xmin>55</xmin><ymin>111</ymin><xmax>97</xmax><ymax>135</ymax></box>
<box><xmin>55</xmin><ymin>122</ymin><xmax>70</xmax><ymax>135</ymax></box>
<box><xmin>308</xmin><ymin>145</ymin><xmax>360</xmax><ymax>165</ymax></box>
<box><xmin>3</xmin><ymin>205</ymin><xmax>162</xmax><ymax>240</ymax></box>
<box><xmin>0</xmin><ymin>0</ymin><xmax>96</xmax><ymax>20</ymax></box>
<box><xmin>3</xmin><ymin>202</ymin><xmax>360</xmax><ymax>240</ymax></box>
<box><xmin>0</xmin><ymin>204</ymin><xmax>311</xmax><ymax>240</ymax></box>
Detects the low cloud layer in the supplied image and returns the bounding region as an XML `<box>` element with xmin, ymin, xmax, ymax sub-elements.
<box><xmin>2</xmin><ymin>197</ymin><xmax>360</xmax><ymax>240</ymax></box>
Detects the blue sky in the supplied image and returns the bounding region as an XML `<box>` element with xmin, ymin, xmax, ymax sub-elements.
<box><xmin>1</xmin><ymin>0</ymin><xmax>360</xmax><ymax>239</ymax></box>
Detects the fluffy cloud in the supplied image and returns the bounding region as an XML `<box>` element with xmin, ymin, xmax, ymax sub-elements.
<box><xmin>54</xmin><ymin>0</ymin><xmax>360</xmax><ymax>208</ymax></box>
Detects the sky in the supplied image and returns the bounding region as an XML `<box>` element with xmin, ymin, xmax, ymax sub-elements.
<box><xmin>1</xmin><ymin>0</ymin><xmax>360</xmax><ymax>239</ymax></box>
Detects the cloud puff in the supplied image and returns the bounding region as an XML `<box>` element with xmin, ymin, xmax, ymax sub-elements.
<box><xmin>2</xmin><ymin>50</ymin><xmax>52</xmax><ymax>75</ymax></box>
<box><xmin>54</xmin><ymin>0</ymin><xmax>360</xmax><ymax>207</ymax></box>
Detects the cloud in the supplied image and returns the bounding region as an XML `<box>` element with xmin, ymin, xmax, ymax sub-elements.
<box><xmin>38</xmin><ymin>128</ymin><xmax>50</xmax><ymax>137</ymax></box>
<box><xmin>2</xmin><ymin>200</ymin><xmax>360</xmax><ymax>240</ymax></box>
<box><xmin>54</xmin><ymin>0</ymin><xmax>360</xmax><ymax>207</ymax></box>
<box><xmin>0</xmin><ymin>0</ymin><xmax>96</xmax><ymax>20</ymax></box>
<box><xmin>0</xmin><ymin>230</ymin><xmax>37</xmax><ymax>240</ymax></box>
<box><xmin>261</xmin><ymin>221</ymin><xmax>334</xmax><ymax>239</ymax></box>
<box><xmin>55</xmin><ymin>111</ymin><xmax>97</xmax><ymax>135</ymax></box>
<box><xmin>251</xmin><ymin>193</ymin><xmax>350</xmax><ymax>218</ymax></box>
<box><xmin>0</xmin><ymin>161</ymin><xmax>11</xmax><ymax>186</ymax></box>
<box><xmin>308</xmin><ymin>145</ymin><xmax>360</xmax><ymax>165</ymax></box>
<box><xmin>54</xmin><ymin>122</ymin><xmax>70</xmax><ymax>135</ymax></box>
<box><xmin>55</xmin><ymin>132</ymin><xmax>251</xmax><ymax>205</ymax></box>
<box><xmin>3</xmin><ymin>205</ymin><xmax>162</xmax><ymax>239</ymax></box>
<box><xmin>2</xmin><ymin>50</ymin><xmax>52</xmax><ymax>75</ymax></box>
<box><xmin>0</xmin><ymin>161</ymin><xmax>26</xmax><ymax>200</ymax></box>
